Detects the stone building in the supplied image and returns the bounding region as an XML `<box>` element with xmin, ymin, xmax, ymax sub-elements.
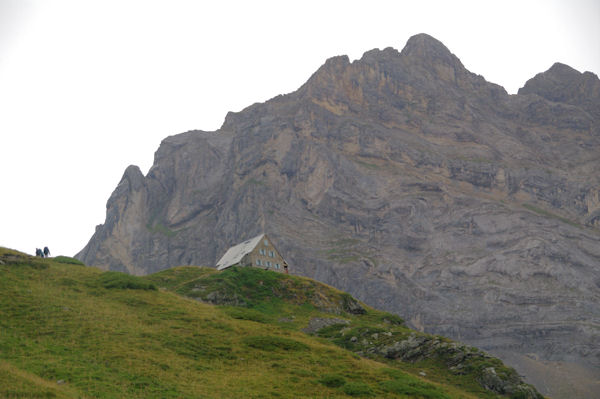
<box><xmin>216</xmin><ymin>233</ymin><xmax>288</xmax><ymax>273</ymax></box>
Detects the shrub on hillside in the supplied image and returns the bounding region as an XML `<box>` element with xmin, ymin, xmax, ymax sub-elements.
<box><xmin>223</xmin><ymin>307</ymin><xmax>269</xmax><ymax>323</ymax></box>
<box><xmin>381</xmin><ymin>313</ymin><xmax>404</xmax><ymax>325</ymax></box>
<box><xmin>318</xmin><ymin>374</ymin><xmax>346</xmax><ymax>388</ymax></box>
<box><xmin>98</xmin><ymin>271</ymin><xmax>156</xmax><ymax>290</ymax></box>
<box><xmin>342</xmin><ymin>381</ymin><xmax>373</xmax><ymax>396</ymax></box>
<box><xmin>53</xmin><ymin>256</ymin><xmax>85</xmax><ymax>266</ymax></box>
<box><xmin>243</xmin><ymin>335</ymin><xmax>308</xmax><ymax>352</ymax></box>
<box><xmin>380</xmin><ymin>376</ymin><xmax>450</xmax><ymax>399</ymax></box>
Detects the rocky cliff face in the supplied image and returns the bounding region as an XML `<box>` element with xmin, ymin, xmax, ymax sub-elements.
<box><xmin>77</xmin><ymin>34</ymin><xmax>600</xmax><ymax>398</ymax></box>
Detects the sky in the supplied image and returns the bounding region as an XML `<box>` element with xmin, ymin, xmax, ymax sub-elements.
<box><xmin>1</xmin><ymin>0</ymin><xmax>599</xmax><ymax>257</ymax></box>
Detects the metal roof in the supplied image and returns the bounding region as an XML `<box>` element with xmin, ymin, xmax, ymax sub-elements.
<box><xmin>216</xmin><ymin>234</ymin><xmax>265</xmax><ymax>270</ymax></box>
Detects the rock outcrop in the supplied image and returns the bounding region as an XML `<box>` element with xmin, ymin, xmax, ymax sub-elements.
<box><xmin>77</xmin><ymin>33</ymin><xmax>600</xmax><ymax>398</ymax></box>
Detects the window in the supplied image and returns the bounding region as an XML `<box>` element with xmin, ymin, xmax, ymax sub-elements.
<box><xmin>269</xmin><ymin>251</ymin><xmax>274</xmax><ymax>257</ymax></box>
<box><xmin>275</xmin><ymin>263</ymin><xmax>280</xmax><ymax>269</ymax></box>
<box><xmin>256</xmin><ymin>259</ymin><xmax>261</xmax><ymax>266</ymax></box>
<box><xmin>259</xmin><ymin>249</ymin><xmax>265</xmax><ymax>255</ymax></box>
<box><xmin>266</xmin><ymin>261</ymin><xmax>271</xmax><ymax>267</ymax></box>
<box><xmin>264</xmin><ymin>239</ymin><xmax>269</xmax><ymax>246</ymax></box>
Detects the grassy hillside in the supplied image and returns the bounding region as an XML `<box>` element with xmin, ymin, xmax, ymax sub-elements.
<box><xmin>0</xmin><ymin>248</ymin><xmax>542</xmax><ymax>398</ymax></box>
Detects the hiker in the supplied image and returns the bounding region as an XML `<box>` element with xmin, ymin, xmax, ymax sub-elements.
<box><xmin>43</xmin><ymin>247</ymin><xmax>50</xmax><ymax>258</ymax></box>
<box><xmin>35</xmin><ymin>248</ymin><xmax>43</xmax><ymax>257</ymax></box>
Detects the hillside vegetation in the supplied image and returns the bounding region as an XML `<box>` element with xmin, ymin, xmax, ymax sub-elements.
<box><xmin>0</xmin><ymin>248</ymin><xmax>541</xmax><ymax>398</ymax></box>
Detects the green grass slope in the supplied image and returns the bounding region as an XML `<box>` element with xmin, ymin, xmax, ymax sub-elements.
<box><xmin>0</xmin><ymin>248</ymin><xmax>542</xmax><ymax>398</ymax></box>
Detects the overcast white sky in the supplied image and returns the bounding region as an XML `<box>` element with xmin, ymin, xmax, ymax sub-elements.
<box><xmin>1</xmin><ymin>0</ymin><xmax>599</xmax><ymax>257</ymax></box>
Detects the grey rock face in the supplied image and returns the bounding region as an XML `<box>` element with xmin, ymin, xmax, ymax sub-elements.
<box><xmin>77</xmin><ymin>34</ymin><xmax>600</xmax><ymax>398</ymax></box>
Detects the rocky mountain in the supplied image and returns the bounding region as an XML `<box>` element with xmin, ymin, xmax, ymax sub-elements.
<box><xmin>77</xmin><ymin>34</ymin><xmax>600</xmax><ymax>398</ymax></box>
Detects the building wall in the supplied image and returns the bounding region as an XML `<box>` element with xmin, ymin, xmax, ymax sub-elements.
<box><xmin>244</xmin><ymin>236</ymin><xmax>287</xmax><ymax>272</ymax></box>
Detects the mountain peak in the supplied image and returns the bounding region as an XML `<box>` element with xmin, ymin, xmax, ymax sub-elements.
<box><xmin>547</xmin><ymin>62</ymin><xmax>580</xmax><ymax>76</ymax></box>
<box><xmin>518</xmin><ymin>63</ymin><xmax>582</xmax><ymax>98</ymax></box>
<box><xmin>400</xmin><ymin>33</ymin><xmax>457</xmax><ymax>65</ymax></box>
<box><xmin>302</xmin><ymin>54</ymin><xmax>351</xmax><ymax>92</ymax></box>
<box><xmin>359</xmin><ymin>46</ymin><xmax>401</xmax><ymax>64</ymax></box>
<box><xmin>518</xmin><ymin>62</ymin><xmax>600</xmax><ymax>116</ymax></box>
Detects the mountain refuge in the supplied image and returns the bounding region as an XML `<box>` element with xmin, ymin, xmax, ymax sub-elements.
<box><xmin>216</xmin><ymin>233</ymin><xmax>288</xmax><ymax>273</ymax></box>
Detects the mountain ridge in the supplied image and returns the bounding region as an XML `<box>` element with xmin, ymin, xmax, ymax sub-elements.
<box><xmin>77</xmin><ymin>33</ymin><xmax>600</xmax><ymax>399</ymax></box>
